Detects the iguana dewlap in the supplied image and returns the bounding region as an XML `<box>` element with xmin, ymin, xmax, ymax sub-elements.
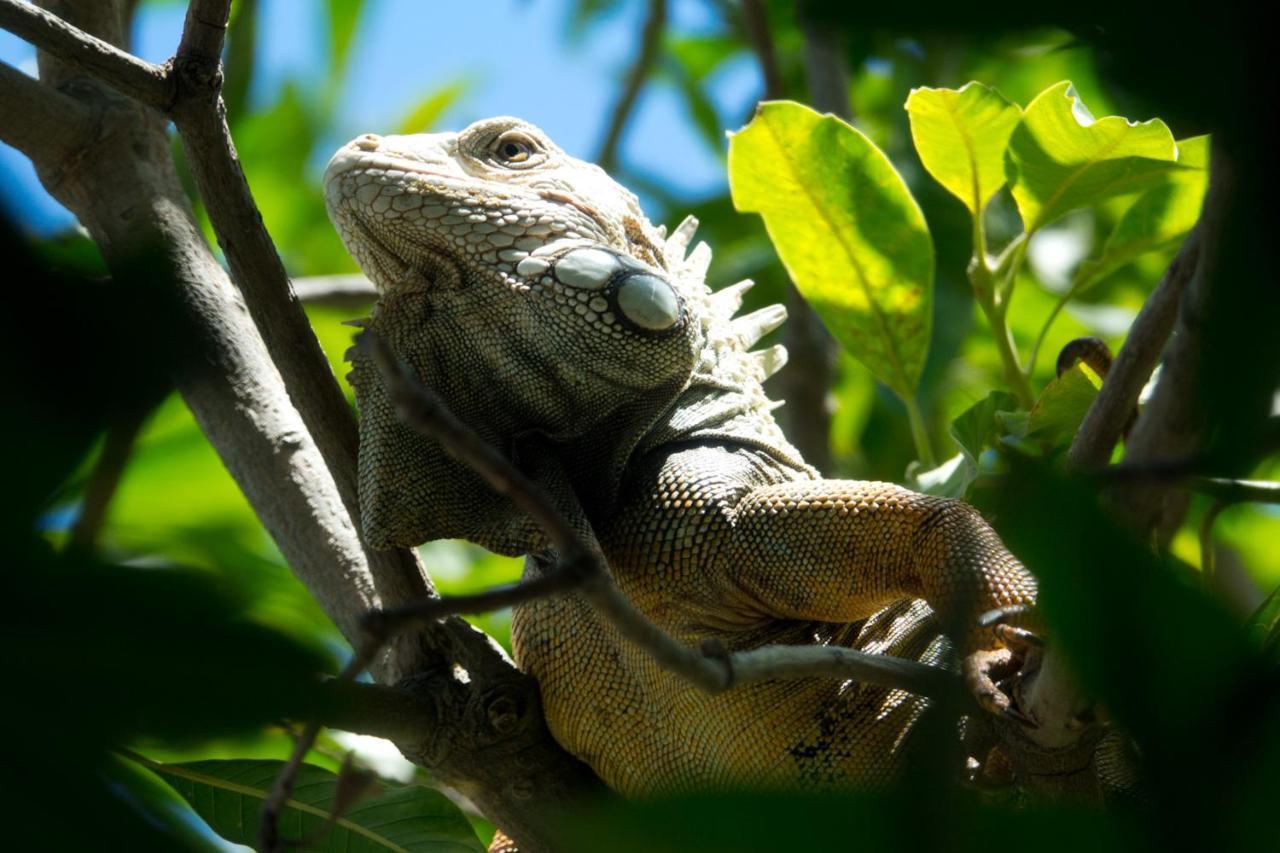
<box><xmin>324</xmin><ymin>117</ymin><xmax>1037</xmax><ymax>795</ymax></box>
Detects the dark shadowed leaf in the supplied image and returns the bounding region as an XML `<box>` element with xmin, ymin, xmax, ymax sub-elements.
<box><xmin>143</xmin><ymin>758</ymin><xmax>483</xmax><ymax>852</ymax></box>
<box><xmin>987</xmin><ymin>456</ymin><xmax>1262</xmax><ymax>767</ymax></box>
<box><xmin>554</xmin><ymin>789</ymin><xmax>1132</xmax><ymax>853</ymax></box>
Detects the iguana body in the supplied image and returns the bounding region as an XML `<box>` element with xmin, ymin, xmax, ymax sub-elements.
<box><xmin>324</xmin><ymin>118</ymin><xmax>1036</xmax><ymax>797</ymax></box>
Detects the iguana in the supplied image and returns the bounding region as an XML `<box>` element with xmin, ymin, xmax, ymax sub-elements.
<box><xmin>323</xmin><ymin>117</ymin><xmax>1039</xmax><ymax>802</ymax></box>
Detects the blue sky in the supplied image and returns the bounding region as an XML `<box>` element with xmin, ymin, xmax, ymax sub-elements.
<box><xmin>0</xmin><ymin>0</ymin><xmax>761</xmax><ymax>236</ymax></box>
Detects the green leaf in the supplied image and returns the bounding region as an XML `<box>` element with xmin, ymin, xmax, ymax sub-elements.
<box><xmin>1073</xmin><ymin>135</ymin><xmax>1209</xmax><ymax>292</ymax></box>
<box><xmin>729</xmin><ymin>101</ymin><xmax>934</xmax><ymax>397</ymax></box>
<box><xmin>143</xmin><ymin>758</ymin><xmax>484</xmax><ymax>852</ymax></box>
<box><xmin>397</xmin><ymin>79</ymin><xmax>472</xmax><ymax>135</ymax></box>
<box><xmin>1025</xmin><ymin>361</ymin><xmax>1102</xmax><ymax>447</ymax></box>
<box><xmin>905</xmin><ymin>82</ymin><xmax>1022</xmax><ymax>215</ymax></box>
<box><xmin>1006</xmin><ymin>81</ymin><xmax>1181</xmax><ymax>232</ymax></box>
<box><xmin>911</xmin><ymin>390</ymin><xmax>1019</xmax><ymax>498</ymax></box>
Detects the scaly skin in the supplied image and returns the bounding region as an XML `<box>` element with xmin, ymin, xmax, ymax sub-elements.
<box><xmin>324</xmin><ymin>117</ymin><xmax>1037</xmax><ymax>799</ymax></box>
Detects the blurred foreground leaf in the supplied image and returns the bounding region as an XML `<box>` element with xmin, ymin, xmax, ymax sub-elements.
<box><xmin>1247</xmin><ymin>585</ymin><xmax>1280</xmax><ymax>667</ymax></box>
<box><xmin>553</xmin><ymin>789</ymin><xmax>1132</xmax><ymax>853</ymax></box>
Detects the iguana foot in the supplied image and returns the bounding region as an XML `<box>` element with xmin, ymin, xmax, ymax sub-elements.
<box><xmin>965</xmin><ymin>606</ymin><xmax>1045</xmax><ymax>725</ymax></box>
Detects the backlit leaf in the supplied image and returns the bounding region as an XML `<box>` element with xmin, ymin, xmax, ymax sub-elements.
<box><xmin>1006</xmin><ymin>81</ymin><xmax>1181</xmax><ymax>232</ymax></box>
<box><xmin>729</xmin><ymin>101</ymin><xmax>933</xmax><ymax>396</ymax></box>
<box><xmin>906</xmin><ymin>83</ymin><xmax>1022</xmax><ymax>215</ymax></box>
<box><xmin>1073</xmin><ymin>135</ymin><xmax>1209</xmax><ymax>292</ymax></box>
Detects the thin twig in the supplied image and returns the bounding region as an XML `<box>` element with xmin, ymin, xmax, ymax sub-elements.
<box><xmin>740</xmin><ymin>0</ymin><xmax>784</xmax><ymax>100</ymax></box>
<box><xmin>258</xmin><ymin>719</ymin><xmax>325</xmax><ymax>853</ymax></box>
<box><xmin>0</xmin><ymin>0</ymin><xmax>171</xmax><ymax>109</ymax></box>
<box><xmin>1067</xmin><ymin>228</ymin><xmax>1203</xmax><ymax>472</ymax></box>
<box><xmin>69</xmin><ymin>408</ymin><xmax>150</xmax><ymax>551</ymax></box>
<box><xmin>292</xmin><ymin>274</ymin><xmax>378</xmax><ymax>306</ymax></box>
<box><xmin>1188</xmin><ymin>477</ymin><xmax>1280</xmax><ymax>505</ymax></box>
<box><xmin>798</xmin><ymin>3</ymin><xmax>850</xmax><ymax>119</ymax></box>
<box><xmin>595</xmin><ymin>0</ymin><xmax>666</xmax><ymax>172</ymax></box>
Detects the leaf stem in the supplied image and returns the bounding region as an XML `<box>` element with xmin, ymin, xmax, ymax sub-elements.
<box><xmin>968</xmin><ymin>231</ymin><xmax>1035</xmax><ymax>408</ymax></box>
<box><xmin>1026</xmin><ymin>285</ymin><xmax>1074</xmax><ymax>379</ymax></box>
<box><xmin>902</xmin><ymin>393</ymin><xmax>937</xmax><ymax>467</ymax></box>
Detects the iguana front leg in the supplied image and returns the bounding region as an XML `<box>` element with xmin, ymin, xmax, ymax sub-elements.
<box><xmin>717</xmin><ymin>479</ymin><xmax>1037</xmax><ymax>708</ymax></box>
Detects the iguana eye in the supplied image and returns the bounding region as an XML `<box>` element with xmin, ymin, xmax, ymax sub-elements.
<box><xmin>493</xmin><ymin>132</ymin><xmax>537</xmax><ymax>165</ymax></box>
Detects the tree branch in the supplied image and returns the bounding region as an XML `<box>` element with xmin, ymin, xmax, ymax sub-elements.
<box><xmin>1067</xmin><ymin>228</ymin><xmax>1202</xmax><ymax>472</ymax></box>
<box><xmin>799</xmin><ymin>2</ymin><xmax>851</xmax><ymax>120</ymax></box>
<box><xmin>9</xmin><ymin>5</ymin><xmax>608</xmax><ymax>851</ymax></box>
<box><xmin>165</xmin><ymin>2</ymin><xmax>438</xmax><ymax>634</ymax></box>
<box><xmin>292</xmin><ymin>274</ymin><xmax>378</xmax><ymax>307</ymax></box>
<box><xmin>176</xmin><ymin>0</ymin><xmax>231</xmax><ymax>61</ymax></box>
<box><xmin>1109</xmin><ymin>142</ymin><xmax>1236</xmax><ymax>545</ymax></box>
<box><xmin>1188</xmin><ymin>477</ymin><xmax>1280</xmax><ymax>505</ymax></box>
<box><xmin>739</xmin><ymin>0</ymin><xmax>784</xmax><ymax>100</ymax></box>
<box><xmin>594</xmin><ymin>0</ymin><xmax>666</xmax><ymax>172</ymax></box>
<box><xmin>0</xmin><ymin>58</ymin><xmax>92</xmax><ymax>164</ymax></box>
<box><xmin>0</xmin><ymin>0</ymin><xmax>171</xmax><ymax>109</ymax></box>
<box><xmin>68</xmin><ymin>407</ymin><xmax>151</xmax><ymax>551</ymax></box>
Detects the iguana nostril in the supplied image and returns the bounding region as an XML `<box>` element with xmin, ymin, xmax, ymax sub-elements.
<box><xmin>353</xmin><ymin>133</ymin><xmax>382</xmax><ymax>151</ymax></box>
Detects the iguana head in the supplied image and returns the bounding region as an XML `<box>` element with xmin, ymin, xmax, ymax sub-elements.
<box><xmin>325</xmin><ymin>117</ymin><xmax>721</xmax><ymax>552</ymax></box>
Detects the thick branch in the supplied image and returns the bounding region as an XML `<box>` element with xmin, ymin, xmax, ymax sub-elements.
<box><xmin>0</xmin><ymin>58</ymin><xmax>92</xmax><ymax>163</ymax></box>
<box><xmin>0</xmin><ymin>0</ymin><xmax>170</xmax><ymax>108</ymax></box>
<box><xmin>1067</xmin><ymin>229</ymin><xmax>1202</xmax><ymax>472</ymax></box>
<box><xmin>595</xmin><ymin>0</ymin><xmax>666</xmax><ymax>172</ymax></box>
<box><xmin>319</xmin><ymin>679</ymin><xmax>439</xmax><ymax>745</ymax></box>
<box><xmin>165</xmin><ymin>6</ymin><xmax>435</xmax><ymax>635</ymax></box>
<box><xmin>176</xmin><ymin>0</ymin><xmax>231</xmax><ymax>61</ymax></box>
<box><xmin>1109</xmin><ymin>143</ymin><xmax>1235</xmax><ymax>545</ymax></box>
